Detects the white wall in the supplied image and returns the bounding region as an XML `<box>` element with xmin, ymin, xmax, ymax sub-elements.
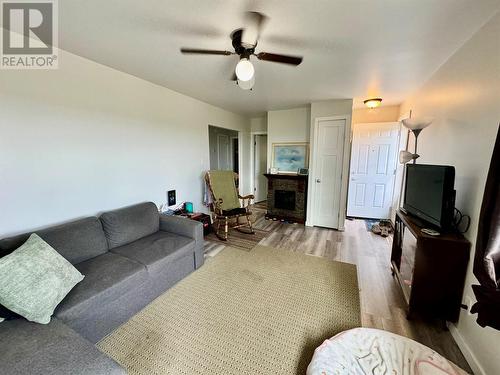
<box><xmin>0</xmin><ymin>48</ymin><xmax>250</xmax><ymax>237</ymax></box>
<box><xmin>250</xmin><ymin>115</ymin><xmax>267</xmax><ymax>133</ymax></box>
<box><xmin>310</xmin><ymin>99</ymin><xmax>353</xmax><ymax>120</ymax></box>
<box><xmin>400</xmin><ymin>12</ymin><xmax>500</xmax><ymax>375</ymax></box>
<box><xmin>352</xmin><ymin>105</ymin><xmax>401</xmax><ymax>124</ymax></box>
<box><xmin>267</xmin><ymin>106</ymin><xmax>311</xmax><ymax>170</ymax></box>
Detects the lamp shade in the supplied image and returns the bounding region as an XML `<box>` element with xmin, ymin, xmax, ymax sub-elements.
<box><xmin>399</xmin><ymin>150</ymin><xmax>418</xmax><ymax>164</ymax></box>
<box><xmin>401</xmin><ymin>117</ymin><xmax>433</xmax><ymax>131</ymax></box>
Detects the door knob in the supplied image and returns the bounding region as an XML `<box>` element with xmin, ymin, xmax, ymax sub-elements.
<box><xmin>316</xmin><ymin>178</ymin><xmax>321</xmax><ymax>183</ymax></box>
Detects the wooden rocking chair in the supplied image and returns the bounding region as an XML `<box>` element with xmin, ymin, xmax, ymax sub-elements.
<box><xmin>205</xmin><ymin>170</ymin><xmax>255</xmax><ymax>241</ymax></box>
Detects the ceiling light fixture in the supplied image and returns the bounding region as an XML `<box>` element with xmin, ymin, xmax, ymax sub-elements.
<box><xmin>364</xmin><ymin>98</ymin><xmax>382</xmax><ymax>109</ymax></box>
<box><xmin>235</xmin><ymin>58</ymin><xmax>255</xmax><ymax>82</ymax></box>
<box><xmin>237</xmin><ymin>75</ymin><xmax>255</xmax><ymax>90</ymax></box>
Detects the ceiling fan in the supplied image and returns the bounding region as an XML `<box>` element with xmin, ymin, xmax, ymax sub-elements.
<box><xmin>180</xmin><ymin>12</ymin><xmax>303</xmax><ymax>90</ymax></box>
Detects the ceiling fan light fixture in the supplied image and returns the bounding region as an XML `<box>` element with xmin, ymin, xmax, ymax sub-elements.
<box><xmin>235</xmin><ymin>58</ymin><xmax>255</xmax><ymax>81</ymax></box>
<box><xmin>237</xmin><ymin>75</ymin><xmax>255</xmax><ymax>90</ymax></box>
<box><xmin>364</xmin><ymin>98</ymin><xmax>382</xmax><ymax>109</ymax></box>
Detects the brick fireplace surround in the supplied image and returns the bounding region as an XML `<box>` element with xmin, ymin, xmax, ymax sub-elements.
<box><xmin>263</xmin><ymin>174</ymin><xmax>308</xmax><ymax>223</ymax></box>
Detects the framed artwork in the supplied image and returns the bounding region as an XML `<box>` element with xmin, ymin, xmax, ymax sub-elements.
<box><xmin>272</xmin><ymin>142</ymin><xmax>309</xmax><ymax>174</ymax></box>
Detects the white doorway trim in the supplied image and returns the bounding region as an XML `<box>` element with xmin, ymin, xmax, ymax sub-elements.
<box><xmin>391</xmin><ymin>113</ymin><xmax>410</xmax><ymax>222</ymax></box>
<box><xmin>306</xmin><ymin>115</ymin><xmax>352</xmax><ymax>230</ymax></box>
<box><xmin>208</xmin><ymin>124</ymin><xmax>243</xmax><ymax>193</ymax></box>
<box><xmin>230</xmin><ymin>136</ymin><xmax>239</xmax><ymax>173</ymax></box>
<box><xmin>249</xmin><ymin>131</ymin><xmax>267</xmax><ymax>200</ymax></box>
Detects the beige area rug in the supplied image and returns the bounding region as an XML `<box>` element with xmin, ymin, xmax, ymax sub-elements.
<box><xmin>97</xmin><ymin>245</ymin><xmax>361</xmax><ymax>375</ymax></box>
<box><xmin>204</xmin><ymin>228</ymin><xmax>269</xmax><ymax>250</ymax></box>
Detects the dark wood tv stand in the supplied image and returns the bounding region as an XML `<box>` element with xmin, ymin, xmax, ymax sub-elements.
<box><xmin>391</xmin><ymin>210</ymin><xmax>470</xmax><ymax>323</ymax></box>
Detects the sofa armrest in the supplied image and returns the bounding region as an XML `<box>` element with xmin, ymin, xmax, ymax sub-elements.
<box><xmin>0</xmin><ymin>318</ymin><xmax>125</xmax><ymax>375</ymax></box>
<box><xmin>159</xmin><ymin>214</ymin><xmax>204</xmax><ymax>268</ymax></box>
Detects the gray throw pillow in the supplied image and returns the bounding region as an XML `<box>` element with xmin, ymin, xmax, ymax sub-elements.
<box><xmin>0</xmin><ymin>233</ymin><xmax>84</xmax><ymax>324</ymax></box>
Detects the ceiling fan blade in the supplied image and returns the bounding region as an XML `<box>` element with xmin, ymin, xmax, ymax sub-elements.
<box><xmin>256</xmin><ymin>52</ymin><xmax>303</xmax><ymax>65</ymax></box>
<box><xmin>180</xmin><ymin>48</ymin><xmax>233</xmax><ymax>55</ymax></box>
<box><xmin>241</xmin><ymin>11</ymin><xmax>267</xmax><ymax>48</ymax></box>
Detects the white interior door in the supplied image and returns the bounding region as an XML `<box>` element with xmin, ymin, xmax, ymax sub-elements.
<box><xmin>312</xmin><ymin>119</ymin><xmax>345</xmax><ymax>228</ymax></box>
<box><xmin>254</xmin><ymin>134</ymin><xmax>268</xmax><ymax>202</ymax></box>
<box><xmin>217</xmin><ymin>134</ymin><xmax>230</xmax><ymax>170</ymax></box>
<box><xmin>347</xmin><ymin>122</ymin><xmax>400</xmax><ymax>219</ymax></box>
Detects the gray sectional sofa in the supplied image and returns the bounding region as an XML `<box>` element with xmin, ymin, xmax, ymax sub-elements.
<box><xmin>0</xmin><ymin>202</ymin><xmax>204</xmax><ymax>374</ymax></box>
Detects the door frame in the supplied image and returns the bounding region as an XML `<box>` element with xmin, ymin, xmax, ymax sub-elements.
<box><xmin>208</xmin><ymin>124</ymin><xmax>243</xmax><ymax>192</ymax></box>
<box><xmin>231</xmin><ymin>136</ymin><xmax>239</xmax><ymax>173</ymax></box>
<box><xmin>250</xmin><ymin>131</ymin><xmax>268</xmax><ymax>201</ymax></box>
<box><xmin>306</xmin><ymin>115</ymin><xmax>352</xmax><ymax>230</ymax></box>
<box><xmin>346</xmin><ymin>121</ymin><xmax>401</xmax><ymax>220</ymax></box>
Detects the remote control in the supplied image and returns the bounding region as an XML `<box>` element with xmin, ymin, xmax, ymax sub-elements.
<box><xmin>421</xmin><ymin>228</ymin><xmax>440</xmax><ymax>236</ymax></box>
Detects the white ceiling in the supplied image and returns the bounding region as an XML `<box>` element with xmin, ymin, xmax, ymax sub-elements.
<box><xmin>59</xmin><ymin>0</ymin><xmax>500</xmax><ymax>115</ymax></box>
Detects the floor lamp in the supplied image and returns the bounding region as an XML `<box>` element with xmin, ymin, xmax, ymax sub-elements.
<box><xmin>397</xmin><ymin>117</ymin><xmax>433</xmax><ymax>211</ymax></box>
<box><xmin>399</xmin><ymin>118</ymin><xmax>433</xmax><ymax>164</ymax></box>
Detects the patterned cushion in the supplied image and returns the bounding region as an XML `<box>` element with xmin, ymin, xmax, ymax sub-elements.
<box><xmin>0</xmin><ymin>234</ymin><xmax>84</xmax><ymax>324</ymax></box>
<box><xmin>307</xmin><ymin>328</ymin><xmax>468</xmax><ymax>375</ymax></box>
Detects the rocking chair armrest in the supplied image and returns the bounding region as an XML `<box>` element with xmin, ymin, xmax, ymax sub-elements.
<box><xmin>212</xmin><ymin>198</ymin><xmax>224</xmax><ymax>215</ymax></box>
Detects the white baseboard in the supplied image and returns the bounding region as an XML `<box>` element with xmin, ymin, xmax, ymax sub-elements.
<box><xmin>448</xmin><ymin>323</ymin><xmax>484</xmax><ymax>375</ymax></box>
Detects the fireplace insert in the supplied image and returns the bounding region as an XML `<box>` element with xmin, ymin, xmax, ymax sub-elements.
<box><xmin>275</xmin><ymin>190</ymin><xmax>296</xmax><ymax>210</ymax></box>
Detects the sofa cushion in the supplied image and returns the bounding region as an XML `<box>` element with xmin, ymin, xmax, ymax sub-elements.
<box><xmin>55</xmin><ymin>253</ymin><xmax>147</xmax><ymax>322</ymax></box>
<box><xmin>100</xmin><ymin>202</ymin><xmax>160</xmax><ymax>249</ymax></box>
<box><xmin>0</xmin><ymin>318</ymin><xmax>125</xmax><ymax>375</ymax></box>
<box><xmin>110</xmin><ymin>231</ymin><xmax>195</xmax><ymax>275</ymax></box>
<box><xmin>0</xmin><ymin>234</ymin><xmax>84</xmax><ymax>324</ymax></box>
<box><xmin>0</xmin><ymin>217</ymin><xmax>109</xmax><ymax>264</ymax></box>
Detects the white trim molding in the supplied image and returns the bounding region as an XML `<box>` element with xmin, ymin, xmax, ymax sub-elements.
<box><xmin>448</xmin><ymin>323</ymin><xmax>485</xmax><ymax>375</ymax></box>
<box><xmin>249</xmin><ymin>131</ymin><xmax>268</xmax><ymax>199</ymax></box>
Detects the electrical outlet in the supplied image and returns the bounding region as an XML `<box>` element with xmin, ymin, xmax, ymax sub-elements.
<box><xmin>167</xmin><ymin>190</ymin><xmax>176</xmax><ymax>206</ymax></box>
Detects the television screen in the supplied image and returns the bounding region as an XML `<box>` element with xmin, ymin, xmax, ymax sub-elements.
<box><xmin>403</xmin><ymin>164</ymin><xmax>455</xmax><ymax>228</ymax></box>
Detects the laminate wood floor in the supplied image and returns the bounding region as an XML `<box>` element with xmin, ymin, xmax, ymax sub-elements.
<box><xmin>204</xmin><ymin>204</ymin><xmax>472</xmax><ymax>373</ymax></box>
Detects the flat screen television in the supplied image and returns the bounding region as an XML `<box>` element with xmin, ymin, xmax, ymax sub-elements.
<box><xmin>403</xmin><ymin>164</ymin><xmax>455</xmax><ymax>230</ymax></box>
